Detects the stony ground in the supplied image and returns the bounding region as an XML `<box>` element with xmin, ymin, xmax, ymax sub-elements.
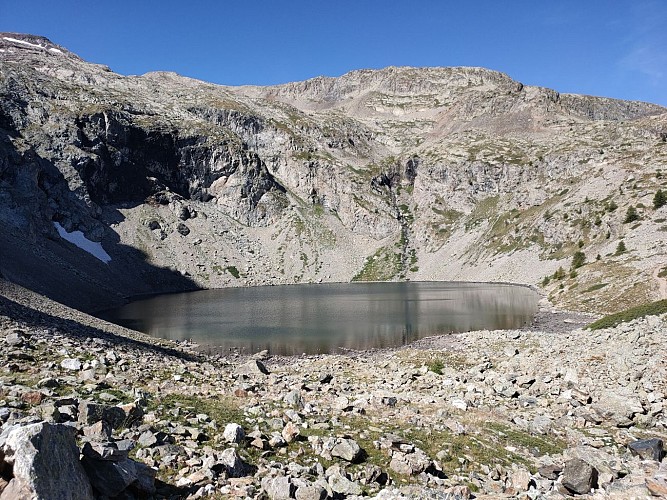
<box><xmin>1</xmin><ymin>280</ymin><xmax>666</xmax><ymax>499</ymax></box>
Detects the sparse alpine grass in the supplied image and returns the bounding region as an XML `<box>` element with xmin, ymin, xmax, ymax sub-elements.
<box><xmin>587</xmin><ymin>299</ymin><xmax>667</xmax><ymax>330</ymax></box>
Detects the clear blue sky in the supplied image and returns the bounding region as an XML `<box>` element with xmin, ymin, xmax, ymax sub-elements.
<box><xmin>2</xmin><ymin>1</ymin><xmax>665</xmax><ymax>106</ymax></box>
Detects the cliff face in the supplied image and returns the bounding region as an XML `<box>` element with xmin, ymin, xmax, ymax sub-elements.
<box><xmin>1</xmin><ymin>33</ymin><xmax>666</xmax><ymax>313</ymax></box>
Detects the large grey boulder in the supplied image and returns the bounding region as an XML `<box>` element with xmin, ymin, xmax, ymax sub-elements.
<box><xmin>223</xmin><ymin>422</ymin><xmax>245</xmax><ymax>443</ymax></box>
<box><xmin>330</xmin><ymin>438</ymin><xmax>362</xmax><ymax>462</ymax></box>
<box><xmin>78</xmin><ymin>401</ymin><xmax>127</xmax><ymax>429</ymax></box>
<box><xmin>628</xmin><ymin>438</ymin><xmax>663</xmax><ymax>461</ymax></box>
<box><xmin>238</xmin><ymin>359</ymin><xmax>270</xmax><ymax>376</ymax></box>
<box><xmin>81</xmin><ymin>456</ymin><xmax>156</xmax><ymax>498</ymax></box>
<box><xmin>261</xmin><ymin>475</ymin><xmax>295</xmax><ymax>499</ymax></box>
<box><xmin>389</xmin><ymin>448</ymin><xmax>433</xmax><ymax>476</ymax></box>
<box><xmin>561</xmin><ymin>458</ymin><xmax>598</xmax><ymax>495</ymax></box>
<box><xmin>219</xmin><ymin>448</ymin><xmax>252</xmax><ymax>478</ymax></box>
<box><xmin>0</xmin><ymin>422</ymin><xmax>94</xmax><ymax>500</ymax></box>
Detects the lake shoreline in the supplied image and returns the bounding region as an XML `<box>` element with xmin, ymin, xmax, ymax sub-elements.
<box><xmin>1</xmin><ymin>278</ymin><xmax>665</xmax><ymax>498</ymax></box>
<box><xmin>102</xmin><ymin>281</ymin><xmax>542</xmax><ymax>356</ymax></box>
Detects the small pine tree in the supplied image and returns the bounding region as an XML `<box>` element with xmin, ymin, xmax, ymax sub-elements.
<box><xmin>615</xmin><ymin>241</ymin><xmax>626</xmax><ymax>255</ymax></box>
<box><xmin>571</xmin><ymin>251</ymin><xmax>586</xmax><ymax>270</ymax></box>
<box><xmin>654</xmin><ymin>189</ymin><xmax>667</xmax><ymax>209</ymax></box>
<box><xmin>606</xmin><ymin>200</ymin><xmax>618</xmax><ymax>212</ymax></box>
<box><xmin>623</xmin><ymin>206</ymin><xmax>639</xmax><ymax>223</ymax></box>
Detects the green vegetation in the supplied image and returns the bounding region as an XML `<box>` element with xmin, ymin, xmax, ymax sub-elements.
<box><xmin>583</xmin><ymin>283</ymin><xmax>608</xmax><ymax>293</ymax></box>
<box><xmin>654</xmin><ymin>189</ymin><xmax>667</xmax><ymax>209</ymax></box>
<box><xmin>587</xmin><ymin>299</ymin><xmax>667</xmax><ymax>330</ymax></box>
<box><xmin>571</xmin><ymin>251</ymin><xmax>586</xmax><ymax>270</ymax></box>
<box><xmin>605</xmin><ymin>200</ymin><xmax>618</xmax><ymax>212</ymax></box>
<box><xmin>225</xmin><ymin>266</ymin><xmax>240</xmax><ymax>278</ymax></box>
<box><xmin>485</xmin><ymin>423</ymin><xmax>566</xmax><ymax>459</ymax></box>
<box><xmin>149</xmin><ymin>393</ymin><xmax>244</xmax><ymax>427</ymax></box>
<box><xmin>427</xmin><ymin>358</ymin><xmax>445</xmax><ymax>375</ymax></box>
<box><xmin>464</xmin><ymin>196</ymin><xmax>499</xmax><ymax>230</ymax></box>
<box><xmin>624</xmin><ymin>206</ymin><xmax>639</xmax><ymax>223</ymax></box>
<box><xmin>615</xmin><ymin>241</ymin><xmax>627</xmax><ymax>255</ymax></box>
<box><xmin>352</xmin><ymin>246</ymin><xmax>402</xmax><ymax>281</ymax></box>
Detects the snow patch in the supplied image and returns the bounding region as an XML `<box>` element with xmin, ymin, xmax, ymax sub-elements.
<box><xmin>48</xmin><ymin>47</ymin><xmax>63</xmax><ymax>54</ymax></box>
<box><xmin>3</xmin><ymin>37</ymin><xmax>47</xmax><ymax>50</ymax></box>
<box><xmin>53</xmin><ymin>222</ymin><xmax>112</xmax><ymax>264</ymax></box>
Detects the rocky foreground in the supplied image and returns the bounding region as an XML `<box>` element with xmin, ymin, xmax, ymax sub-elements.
<box><xmin>0</xmin><ymin>281</ymin><xmax>666</xmax><ymax>499</ymax></box>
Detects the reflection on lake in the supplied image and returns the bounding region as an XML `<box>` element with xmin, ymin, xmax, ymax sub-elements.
<box><xmin>99</xmin><ymin>282</ymin><xmax>538</xmax><ymax>355</ymax></box>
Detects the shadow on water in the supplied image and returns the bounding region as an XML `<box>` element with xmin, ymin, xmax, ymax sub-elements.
<box><xmin>0</xmin><ymin>292</ymin><xmax>199</xmax><ymax>362</ymax></box>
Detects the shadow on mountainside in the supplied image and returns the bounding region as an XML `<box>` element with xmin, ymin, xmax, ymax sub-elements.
<box><xmin>0</xmin><ymin>288</ymin><xmax>200</xmax><ymax>361</ymax></box>
<box><xmin>0</xmin><ymin>117</ymin><xmax>202</xmax><ymax>313</ymax></box>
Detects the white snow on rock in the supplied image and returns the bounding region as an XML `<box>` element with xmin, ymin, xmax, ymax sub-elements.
<box><xmin>48</xmin><ymin>48</ymin><xmax>63</xmax><ymax>54</ymax></box>
<box><xmin>3</xmin><ymin>37</ymin><xmax>46</xmax><ymax>49</ymax></box>
<box><xmin>53</xmin><ymin>222</ymin><xmax>111</xmax><ymax>264</ymax></box>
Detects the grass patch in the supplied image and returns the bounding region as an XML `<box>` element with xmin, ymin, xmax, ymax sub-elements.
<box><xmin>150</xmin><ymin>393</ymin><xmax>245</xmax><ymax>426</ymax></box>
<box><xmin>587</xmin><ymin>299</ymin><xmax>667</xmax><ymax>330</ymax></box>
<box><xmin>352</xmin><ymin>245</ymin><xmax>402</xmax><ymax>281</ymax></box>
<box><xmin>583</xmin><ymin>283</ymin><xmax>608</xmax><ymax>293</ymax></box>
<box><xmin>225</xmin><ymin>266</ymin><xmax>240</xmax><ymax>279</ymax></box>
<box><xmin>427</xmin><ymin>358</ymin><xmax>445</xmax><ymax>375</ymax></box>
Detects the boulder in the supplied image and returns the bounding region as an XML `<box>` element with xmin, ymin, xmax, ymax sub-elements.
<box><xmin>330</xmin><ymin>438</ymin><xmax>362</xmax><ymax>463</ymax></box>
<box><xmin>81</xmin><ymin>456</ymin><xmax>155</xmax><ymax>497</ymax></box>
<box><xmin>261</xmin><ymin>475</ymin><xmax>294</xmax><ymax>499</ymax></box>
<box><xmin>0</xmin><ymin>422</ymin><xmax>94</xmax><ymax>500</ymax></box>
<box><xmin>628</xmin><ymin>438</ymin><xmax>663</xmax><ymax>462</ymax></box>
<box><xmin>238</xmin><ymin>359</ymin><xmax>270</xmax><ymax>376</ymax></box>
<box><xmin>219</xmin><ymin>448</ymin><xmax>252</xmax><ymax>478</ymax></box>
<box><xmin>78</xmin><ymin>401</ymin><xmax>127</xmax><ymax>429</ymax></box>
<box><xmin>223</xmin><ymin>423</ymin><xmax>245</xmax><ymax>443</ymax></box>
<box><xmin>389</xmin><ymin>448</ymin><xmax>432</xmax><ymax>476</ymax></box>
<box><xmin>561</xmin><ymin>458</ymin><xmax>598</xmax><ymax>495</ymax></box>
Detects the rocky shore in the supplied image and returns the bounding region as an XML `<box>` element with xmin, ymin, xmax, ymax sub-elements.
<box><xmin>1</xmin><ymin>280</ymin><xmax>666</xmax><ymax>499</ymax></box>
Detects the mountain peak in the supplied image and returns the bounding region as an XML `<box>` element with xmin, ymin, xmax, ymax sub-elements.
<box><xmin>0</xmin><ymin>32</ymin><xmax>78</xmax><ymax>60</ymax></box>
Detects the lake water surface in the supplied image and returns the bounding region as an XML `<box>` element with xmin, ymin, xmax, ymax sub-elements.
<box><xmin>100</xmin><ymin>282</ymin><xmax>538</xmax><ymax>355</ymax></box>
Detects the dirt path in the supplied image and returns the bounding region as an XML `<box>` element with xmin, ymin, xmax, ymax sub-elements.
<box><xmin>653</xmin><ymin>265</ymin><xmax>667</xmax><ymax>299</ymax></box>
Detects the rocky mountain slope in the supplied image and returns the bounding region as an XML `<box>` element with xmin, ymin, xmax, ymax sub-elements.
<box><xmin>1</xmin><ymin>33</ymin><xmax>666</xmax><ymax>313</ymax></box>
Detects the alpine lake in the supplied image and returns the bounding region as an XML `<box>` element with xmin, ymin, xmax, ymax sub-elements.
<box><xmin>99</xmin><ymin>282</ymin><xmax>539</xmax><ymax>355</ymax></box>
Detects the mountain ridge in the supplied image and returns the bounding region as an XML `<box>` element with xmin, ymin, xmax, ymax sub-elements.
<box><xmin>0</xmin><ymin>32</ymin><xmax>666</xmax><ymax>314</ymax></box>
